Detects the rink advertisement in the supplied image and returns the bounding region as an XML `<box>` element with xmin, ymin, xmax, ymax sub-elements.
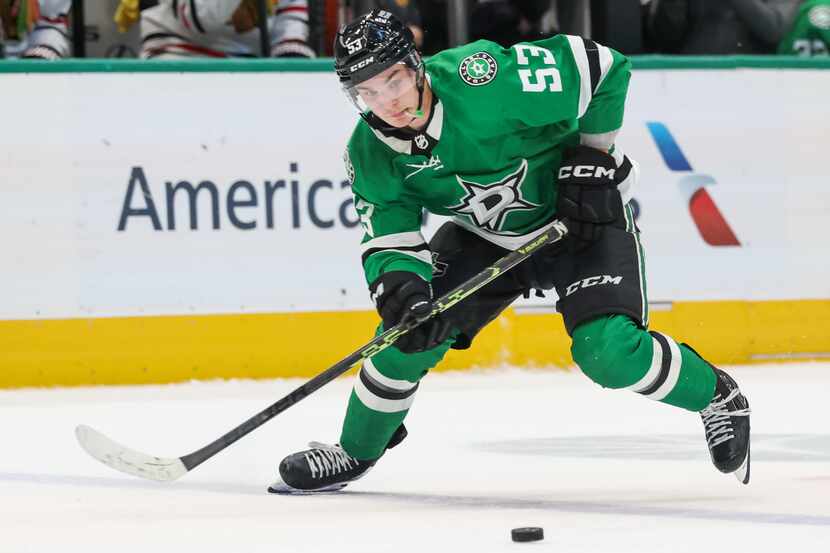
<box><xmin>1</xmin><ymin>61</ymin><xmax>829</xmax><ymax>386</ymax></box>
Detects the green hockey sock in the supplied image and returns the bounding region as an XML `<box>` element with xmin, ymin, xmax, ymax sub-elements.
<box><xmin>571</xmin><ymin>315</ymin><xmax>716</xmax><ymax>412</ymax></box>
<box><xmin>339</xmin><ymin>326</ymin><xmax>452</xmax><ymax>460</ymax></box>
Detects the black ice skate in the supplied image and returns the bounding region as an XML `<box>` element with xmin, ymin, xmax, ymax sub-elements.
<box><xmin>268</xmin><ymin>424</ymin><xmax>407</xmax><ymax>494</ymax></box>
<box><xmin>700</xmin><ymin>368</ymin><xmax>751</xmax><ymax>484</ymax></box>
<box><xmin>267</xmin><ymin>442</ymin><xmax>375</xmax><ymax>494</ymax></box>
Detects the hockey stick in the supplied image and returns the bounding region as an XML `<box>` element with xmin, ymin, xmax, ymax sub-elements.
<box><xmin>76</xmin><ymin>220</ymin><xmax>568</xmax><ymax>482</ymax></box>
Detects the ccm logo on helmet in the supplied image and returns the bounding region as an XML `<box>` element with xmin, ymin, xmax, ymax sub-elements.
<box><xmin>565</xmin><ymin>275</ymin><xmax>623</xmax><ymax>296</ymax></box>
<box><xmin>558</xmin><ymin>165</ymin><xmax>616</xmax><ymax>180</ymax></box>
<box><xmin>349</xmin><ymin>56</ymin><xmax>375</xmax><ymax>72</ymax></box>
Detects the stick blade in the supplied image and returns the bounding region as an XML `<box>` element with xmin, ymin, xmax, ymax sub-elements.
<box><xmin>75</xmin><ymin>424</ymin><xmax>188</xmax><ymax>482</ymax></box>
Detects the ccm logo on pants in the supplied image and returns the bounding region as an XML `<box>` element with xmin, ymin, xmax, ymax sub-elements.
<box><xmin>566</xmin><ymin>275</ymin><xmax>623</xmax><ymax>296</ymax></box>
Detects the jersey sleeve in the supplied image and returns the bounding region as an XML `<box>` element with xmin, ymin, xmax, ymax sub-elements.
<box><xmin>21</xmin><ymin>0</ymin><xmax>72</xmax><ymax>59</ymax></box>
<box><xmin>270</xmin><ymin>0</ymin><xmax>314</xmax><ymax>57</ymax></box>
<box><xmin>345</xmin><ymin>146</ymin><xmax>433</xmax><ymax>287</ymax></box>
<box><xmin>496</xmin><ymin>34</ymin><xmax>632</xmax><ymax>135</ymax></box>
<box><xmin>171</xmin><ymin>0</ymin><xmax>239</xmax><ymax>33</ymax></box>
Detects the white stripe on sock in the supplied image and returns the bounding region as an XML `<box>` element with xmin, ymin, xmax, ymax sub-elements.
<box><xmin>642</xmin><ymin>333</ymin><xmax>682</xmax><ymax>401</ymax></box>
<box><xmin>626</xmin><ymin>333</ymin><xmax>663</xmax><ymax>393</ymax></box>
<box><xmin>353</xmin><ymin>374</ymin><xmax>416</xmax><ymax>414</ymax></box>
<box><xmin>363</xmin><ymin>358</ymin><xmax>417</xmax><ymax>392</ymax></box>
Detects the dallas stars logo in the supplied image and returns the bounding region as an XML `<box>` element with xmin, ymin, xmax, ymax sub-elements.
<box><xmin>448</xmin><ymin>159</ymin><xmax>537</xmax><ymax>233</ymax></box>
<box><xmin>459</xmin><ymin>52</ymin><xmax>498</xmax><ymax>86</ymax></box>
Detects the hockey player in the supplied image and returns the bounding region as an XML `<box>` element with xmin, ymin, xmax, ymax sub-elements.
<box><xmin>138</xmin><ymin>0</ymin><xmax>314</xmax><ymax>58</ymax></box>
<box><xmin>778</xmin><ymin>0</ymin><xmax>830</xmax><ymax>55</ymax></box>
<box><xmin>268</xmin><ymin>9</ymin><xmax>751</xmax><ymax>494</ymax></box>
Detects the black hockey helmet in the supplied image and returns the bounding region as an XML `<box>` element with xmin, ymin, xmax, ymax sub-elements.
<box><xmin>334</xmin><ymin>9</ymin><xmax>419</xmax><ymax>87</ymax></box>
<box><xmin>333</xmin><ymin>9</ymin><xmax>426</xmax><ymax>125</ymax></box>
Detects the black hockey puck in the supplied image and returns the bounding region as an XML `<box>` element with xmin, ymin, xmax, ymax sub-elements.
<box><xmin>511</xmin><ymin>527</ymin><xmax>544</xmax><ymax>542</ymax></box>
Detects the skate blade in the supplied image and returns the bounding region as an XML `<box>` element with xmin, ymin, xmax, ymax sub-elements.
<box><xmin>733</xmin><ymin>437</ymin><xmax>750</xmax><ymax>485</ymax></box>
<box><xmin>267</xmin><ymin>480</ymin><xmax>348</xmax><ymax>495</ymax></box>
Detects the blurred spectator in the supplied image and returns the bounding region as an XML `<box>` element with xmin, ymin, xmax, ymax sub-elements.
<box><xmin>113</xmin><ymin>0</ymin><xmax>315</xmax><ymax>58</ymax></box>
<box><xmin>778</xmin><ymin>0</ymin><xmax>830</xmax><ymax>55</ymax></box>
<box><xmin>591</xmin><ymin>0</ymin><xmax>644</xmax><ymax>54</ymax></box>
<box><xmin>645</xmin><ymin>0</ymin><xmax>800</xmax><ymax>54</ymax></box>
<box><xmin>552</xmin><ymin>0</ymin><xmax>585</xmax><ymax>35</ymax></box>
<box><xmin>0</xmin><ymin>0</ymin><xmax>72</xmax><ymax>59</ymax></box>
<box><xmin>376</xmin><ymin>0</ymin><xmax>423</xmax><ymax>48</ymax></box>
<box><xmin>469</xmin><ymin>0</ymin><xmax>553</xmax><ymax>46</ymax></box>
<box><xmin>417</xmin><ymin>0</ymin><xmax>560</xmax><ymax>55</ymax></box>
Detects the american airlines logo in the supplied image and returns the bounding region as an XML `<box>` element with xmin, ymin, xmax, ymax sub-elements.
<box><xmin>117</xmin><ymin>164</ymin><xmax>358</xmax><ymax>232</ymax></box>
<box><xmin>647</xmin><ymin>122</ymin><xmax>740</xmax><ymax>247</ymax></box>
<box><xmin>565</xmin><ymin>275</ymin><xmax>623</xmax><ymax>296</ymax></box>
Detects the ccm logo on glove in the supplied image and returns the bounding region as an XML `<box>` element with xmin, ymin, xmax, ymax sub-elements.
<box><xmin>555</xmin><ymin>146</ymin><xmax>623</xmax><ymax>245</ymax></box>
<box><xmin>558</xmin><ymin>165</ymin><xmax>616</xmax><ymax>180</ymax></box>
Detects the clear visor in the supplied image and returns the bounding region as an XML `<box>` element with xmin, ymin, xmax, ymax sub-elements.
<box><xmin>343</xmin><ymin>59</ymin><xmax>421</xmax><ymax>116</ymax></box>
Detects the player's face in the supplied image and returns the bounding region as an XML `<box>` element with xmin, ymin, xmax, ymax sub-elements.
<box><xmin>354</xmin><ymin>64</ymin><xmax>420</xmax><ymax>128</ymax></box>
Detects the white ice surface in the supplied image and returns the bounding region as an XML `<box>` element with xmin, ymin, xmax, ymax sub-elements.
<box><xmin>2</xmin><ymin>363</ymin><xmax>829</xmax><ymax>553</ymax></box>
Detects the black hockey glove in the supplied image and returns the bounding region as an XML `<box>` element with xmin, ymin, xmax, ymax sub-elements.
<box><xmin>370</xmin><ymin>271</ymin><xmax>453</xmax><ymax>354</ymax></box>
<box><xmin>556</xmin><ymin>145</ymin><xmax>623</xmax><ymax>245</ymax></box>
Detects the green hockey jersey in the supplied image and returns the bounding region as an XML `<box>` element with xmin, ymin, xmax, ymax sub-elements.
<box><xmin>778</xmin><ymin>0</ymin><xmax>830</xmax><ymax>56</ymax></box>
<box><xmin>344</xmin><ymin>35</ymin><xmax>633</xmax><ymax>286</ymax></box>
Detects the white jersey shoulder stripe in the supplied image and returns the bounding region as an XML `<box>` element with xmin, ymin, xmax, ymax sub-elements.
<box><xmin>595</xmin><ymin>42</ymin><xmax>614</xmax><ymax>90</ymax></box>
<box><xmin>564</xmin><ymin>35</ymin><xmax>592</xmax><ymax>118</ymax></box>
